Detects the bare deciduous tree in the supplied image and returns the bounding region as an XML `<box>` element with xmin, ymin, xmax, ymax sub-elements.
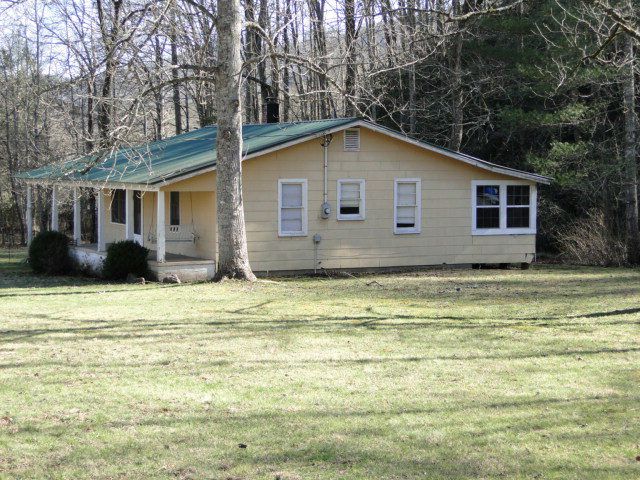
<box><xmin>214</xmin><ymin>0</ymin><xmax>256</xmax><ymax>281</ymax></box>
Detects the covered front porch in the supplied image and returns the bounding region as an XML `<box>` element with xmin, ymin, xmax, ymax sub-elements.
<box><xmin>24</xmin><ymin>183</ymin><xmax>216</xmax><ymax>282</ymax></box>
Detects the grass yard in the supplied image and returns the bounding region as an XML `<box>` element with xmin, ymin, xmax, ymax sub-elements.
<box><xmin>0</xmin><ymin>249</ymin><xmax>639</xmax><ymax>479</ymax></box>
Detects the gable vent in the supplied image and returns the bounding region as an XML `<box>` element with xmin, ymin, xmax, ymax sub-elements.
<box><xmin>344</xmin><ymin>129</ymin><xmax>360</xmax><ymax>151</ymax></box>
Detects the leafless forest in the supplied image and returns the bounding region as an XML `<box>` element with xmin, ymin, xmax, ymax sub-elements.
<box><xmin>0</xmin><ymin>0</ymin><xmax>638</xmax><ymax>264</ymax></box>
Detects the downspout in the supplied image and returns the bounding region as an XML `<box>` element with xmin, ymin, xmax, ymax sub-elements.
<box><xmin>315</xmin><ymin>134</ymin><xmax>333</xmax><ymax>274</ymax></box>
<box><xmin>320</xmin><ymin>133</ymin><xmax>333</xmax><ymax>218</ymax></box>
<box><xmin>323</xmin><ymin>142</ymin><xmax>328</xmax><ymax>204</ymax></box>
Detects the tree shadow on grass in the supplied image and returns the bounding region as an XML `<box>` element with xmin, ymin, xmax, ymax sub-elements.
<box><xmin>3</xmin><ymin>345</ymin><xmax>639</xmax><ymax>372</ymax></box>
<box><xmin>2</xmin><ymin>301</ymin><xmax>639</xmax><ymax>347</ymax></box>
<box><xmin>575</xmin><ymin>307</ymin><xmax>640</xmax><ymax>318</ymax></box>
<box><xmin>0</xmin><ymin>282</ymin><xmax>184</xmax><ymax>298</ymax></box>
<box><xmin>8</xmin><ymin>392</ymin><xmax>639</xmax><ymax>479</ymax></box>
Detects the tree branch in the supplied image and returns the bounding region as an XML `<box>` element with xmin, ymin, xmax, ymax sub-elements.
<box><xmin>593</xmin><ymin>0</ymin><xmax>640</xmax><ymax>41</ymax></box>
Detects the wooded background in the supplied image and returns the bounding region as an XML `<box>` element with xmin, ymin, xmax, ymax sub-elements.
<box><xmin>0</xmin><ymin>0</ymin><xmax>638</xmax><ymax>265</ymax></box>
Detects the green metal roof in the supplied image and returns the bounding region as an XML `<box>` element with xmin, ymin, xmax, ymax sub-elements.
<box><xmin>18</xmin><ymin>117</ymin><xmax>551</xmax><ymax>186</ymax></box>
<box><xmin>17</xmin><ymin>118</ymin><xmax>358</xmax><ymax>186</ymax></box>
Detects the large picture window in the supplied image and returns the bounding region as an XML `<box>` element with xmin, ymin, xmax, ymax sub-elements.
<box><xmin>110</xmin><ymin>189</ymin><xmax>126</xmax><ymax>224</ymax></box>
<box><xmin>278</xmin><ymin>179</ymin><xmax>307</xmax><ymax>236</ymax></box>
<box><xmin>472</xmin><ymin>181</ymin><xmax>536</xmax><ymax>235</ymax></box>
<box><xmin>337</xmin><ymin>179</ymin><xmax>365</xmax><ymax>220</ymax></box>
<box><xmin>394</xmin><ymin>178</ymin><xmax>421</xmax><ymax>234</ymax></box>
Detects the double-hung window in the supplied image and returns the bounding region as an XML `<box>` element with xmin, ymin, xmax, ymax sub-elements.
<box><xmin>278</xmin><ymin>179</ymin><xmax>307</xmax><ymax>236</ymax></box>
<box><xmin>110</xmin><ymin>189</ymin><xmax>126</xmax><ymax>224</ymax></box>
<box><xmin>394</xmin><ymin>178</ymin><xmax>421</xmax><ymax>234</ymax></box>
<box><xmin>337</xmin><ymin>179</ymin><xmax>365</xmax><ymax>220</ymax></box>
<box><xmin>506</xmin><ymin>185</ymin><xmax>531</xmax><ymax>228</ymax></box>
<box><xmin>472</xmin><ymin>181</ymin><xmax>536</xmax><ymax>235</ymax></box>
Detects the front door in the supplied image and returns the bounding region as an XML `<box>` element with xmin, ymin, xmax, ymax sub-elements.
<box><xmin>133</xmin><ymin>191</ymin><xmax>143</xmax><ymax>245</ymax></box>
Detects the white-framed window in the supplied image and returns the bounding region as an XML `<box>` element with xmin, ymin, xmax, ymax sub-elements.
<box><xmin>394</xmin><ymin>178</ymin><xmax>421</xmax><ymax>234</ymax></box>
<box><xmin>337</xmin><ymin>179</ymin><xmax>365</xmax><ymax>220</ymax></box>
<box><xmin>278</xmin><ymin>179</ymin><xmax>308</xmax><ymax>237</ymax></box>
<box><xmin>344</xmin><ymin>129</ymin><xmax>360</xmax><ymax>151</ymax></box>
<box><xmin>471</xmin><ymin>180</ymin><xmax>537</xmax><ymax>235</ymax></box>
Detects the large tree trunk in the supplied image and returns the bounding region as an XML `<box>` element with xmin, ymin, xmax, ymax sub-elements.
<box><xmin>623</xmin><ymin>33</ymin><xmax>640</xmax><ymax>264</ymax></box>
<box><xmin>214</xmin><ymin>0</ymin><xmax>256</xmax><ymax>281</ymax></box>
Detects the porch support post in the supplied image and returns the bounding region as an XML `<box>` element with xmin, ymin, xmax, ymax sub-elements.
<box><xmin>73</xmin><ymin>187</ymin><xmax>81</xmax><ymax>245</ymax></box>
<box><xmin>51</xmin><ymin>185</ymin><xmax>59</xmax><ymax>231</ymax></box>
<box><xmin>26</xmin><ymin>184</ymin><xmax>33</xmax><ymax>244</ymax></box>
<box><xmin>97</xmin><ymin>189</ymin><xmax>106</xmax><ymax>252</ymax></box>
<box><xmin>125</xmin><ymin>189</ymin><xmax>134</xmax><ymax>240</ymax></box>
<box><xmin>156</xmin><ymin>190</ymin><xmax>166</xmax><ymax>263</ymax></box>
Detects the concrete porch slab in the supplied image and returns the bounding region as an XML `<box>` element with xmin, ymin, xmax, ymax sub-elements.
<box><xmin>69</xmin><ymin>244</ymin><xmax>215</xmax><ymax>282</ymax></box>
<box><xmin>148</xmin><ymin>258</ymin><xmax>216</xmax><ymax>282</ymax></box>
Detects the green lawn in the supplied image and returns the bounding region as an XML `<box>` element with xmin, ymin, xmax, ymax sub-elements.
<box><xmin>1</xmin><ymin>249</ymin><xmax>639</xmax><ymax>479</ymax></box>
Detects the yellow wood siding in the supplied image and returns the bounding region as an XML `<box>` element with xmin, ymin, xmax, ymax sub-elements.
<box><xmin>238</xmin><ymin>127</ymin><xmax>536</xmax><ymax>272</ymax></box>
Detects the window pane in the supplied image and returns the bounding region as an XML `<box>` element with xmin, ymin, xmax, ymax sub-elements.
<box><xmin>476</xmin><ymin>207</ymin><xmax>500</xmax><ymax>229</ymax></box>
<box><xmin>111</xmin><ymin>189</ymin><xmax>126</xmax><ymax>224</ymax></box>
<box><xmin>396</xmin><ymin>205</ymin><xmax>416</xmax><ymax>228</ymax></box>
<box><xmin>170</xmin><ymin>191</ymin><xmax>180</xmax><ymax>226</ymax></box>
<box><xmin>133</xmin><ymin>191</ymin><xmax>141</xmax><ymax>234</ymax></box>
<box><xmin>476</xmin><ymin>185</ymin><xmax>500</xmax><ymax>206</ymax></box>
<box><xmin>110</xmin><ymin>194</ymin><xmax>117</xmax><ymax>223</ymax></box>
<box><xmin>507</xmin><ymin>207</ymin><xmax>530</xmax><ymax>228</ymax></box>
<box><xmin>340</xmin><ymin>182</ymin><xmax>360</xmax><ymax>214</ymax></box>
<box><xmin>282</xmin><ymin>207</ymin><xmax>302</xmax><ymax>232</ymax></box>
<box><xmin>340</xmin><ymin>205</ymin><xmax>360</xmax><ymax>215</ymax></box>
<box><xmin>397</xmin><ymin>182</ymin><xmax>417</xmax><ymax>206</ymax></box>
<box><xmin>507</xmin><ymin>185</ymin><xmax>530</xmax><ymax>206</ymax></box>
<box><xmin>281</xmin><ymin>183</ymin><xmax>302</xmax><ymax>207</ymax></box>
<box><xmin>340</xmin><ymin>182</ymin><xmax>360</xmax><ymax>200</ymax></box>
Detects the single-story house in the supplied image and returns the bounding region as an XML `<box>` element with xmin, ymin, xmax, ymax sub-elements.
<box><xmin>18</xmin><ymin>117</ymin><xmax>551</xmax><ymax>281</ymax></box>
